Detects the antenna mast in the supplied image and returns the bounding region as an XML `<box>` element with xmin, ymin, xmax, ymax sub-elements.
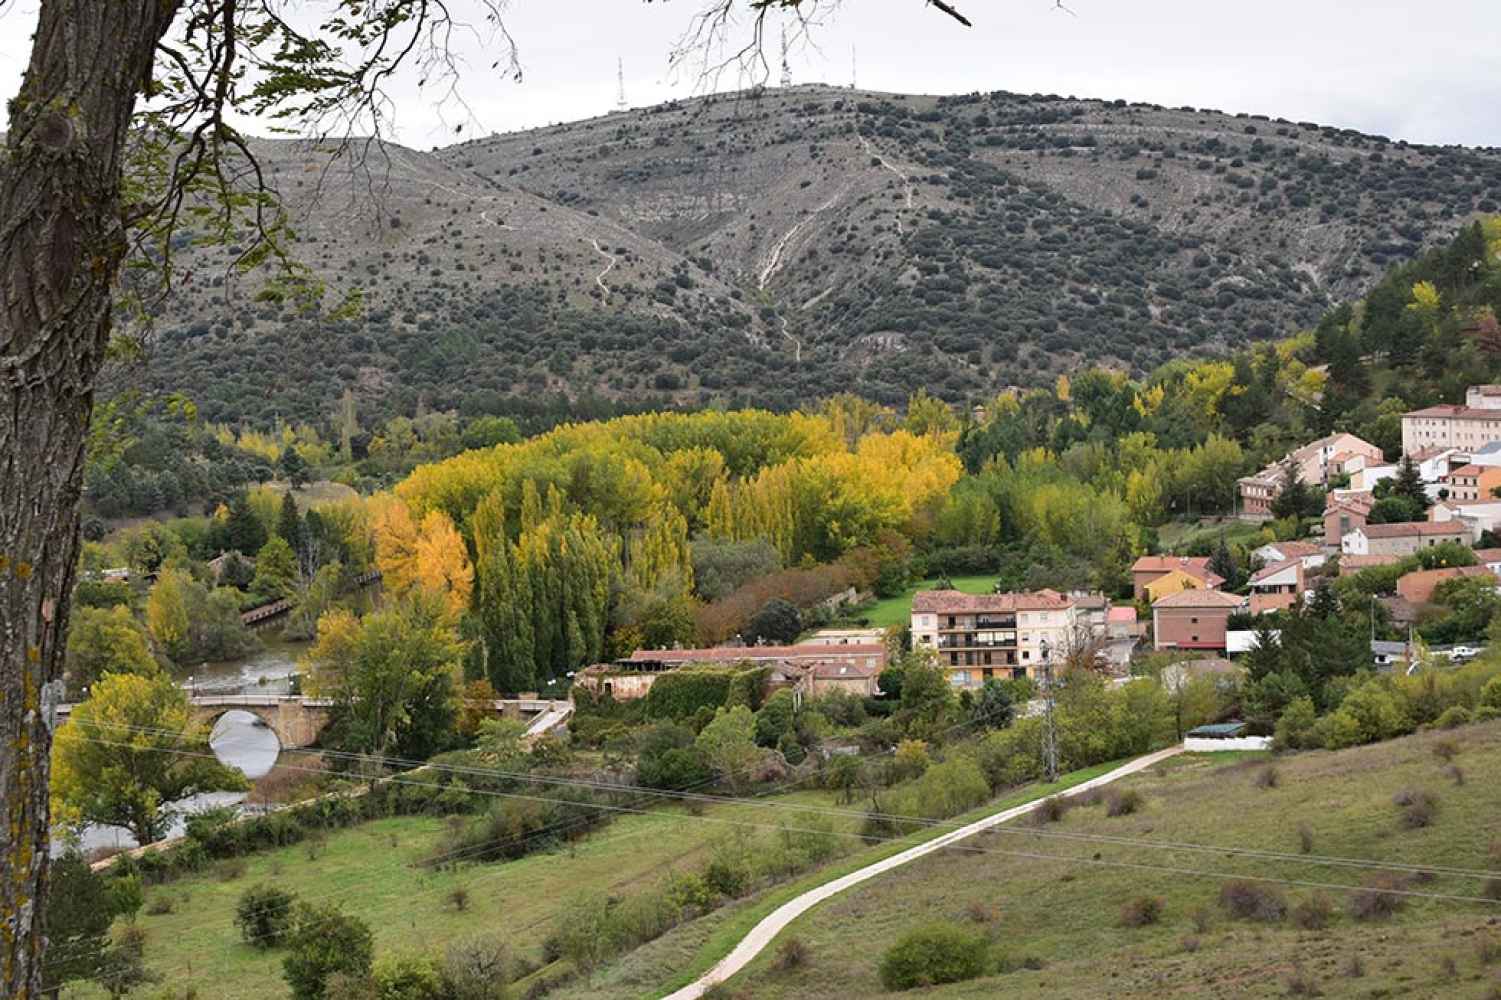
<box><xmin>780</xmin><ymin>26</ymin><xmax>793</xmax><ymax>88</ymax></box>
<box><xmin>850</xmin><ymin>45</ymin><xmax>857</xmax><ymax>90</ymax></box>
<box><xmin>616</xmin><ymin>58</ymin><xmax>627</xmax><ymax>112</ymax></box>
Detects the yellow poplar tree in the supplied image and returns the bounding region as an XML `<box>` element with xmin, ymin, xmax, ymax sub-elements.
<box><xmin>412</xmin><ymin>510</ymin><xmax>474</xmax><ymax>620</ymax></box>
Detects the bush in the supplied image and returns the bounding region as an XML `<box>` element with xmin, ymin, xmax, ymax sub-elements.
<box><xmin>1476</xmin><ymin>705</ymin><xmax>1501</xmax><ymax>722</ymax></box>
<box><xmin>1032</xmin><ymin>795</ymin><xmax>1073</xmax><ymax>825</ymax></box>
<box><xmin>1291</xmin><ymin>893</ymin><xmax>1334</xmax><ymax>930</ymax></box>
<box><xmin>1254</xmin><ymin>766</ymin><xmax>1279</xmax><ymax>789</ymax></box>
<box><xmin>446</xmin><ymin>886</ymin><xmax>470</xmax><ymax>913</ymax></box>
<box><xmin>771</xmin><ymin>937</ymin><xmax>809</xmax><ymax>972</ymax></box>
<box><xmin>1392</xmin><ymin>788</ymin><xmax>1439</xmax><ymax>829</ymax></box>
<box><xmin>372</xmin><ymin>954</ymin><xmax>444</xmax><ymax>1000</ymax></box>
<box><xmin>1435</xmin><ymin>706</ymin><xmax>1472</xmax><ymax>729</ymax></box>
<box><xmin>283</xmin><ymin>904</ymin><xmax>374</xmax><ymax>1000</ymax></box>
<box><xmin>441</xmin><ymin>934</ymin><xmax>509</xmax><ymax>1000</ymax></box>
<box><xmin>643</xmin><ymin>670</ymin><xmax>735</xmax><ymax>720</ymax></box>
<box><xmin>106</xmin><ymin>874</ymin><xmax>145</xmax><ymax>922</ymax></box>
<box><xmin>1348</xmin><ymin>875</ymin><xmax>1407</xmax><ymax>921</ymax></box>
<box><xmin>1297</xmin><ymin>823</ymin><xmax>1314</xmax><ymax>854</ymax></box>
<box><xmin>1219</xmin><ymin>880</ymin><xmax>1287</xmax><ymax>922</ymax></box>
<box><xmin>1119</xmin><ymin>896</ymin><xmax>1164</xmax><ymax>927</ymax></box>
<box><xmin>1105</xmin><ymin>789</ymin><xmax>1143</xmax><ymax>817</ymax></box>
<box><xmin>878</xmin><ymin>921</ymin><xmax>988</xmax><ymax>991</ymax></box>
<box><xmin>236</xmin><ymin>885</ymin><xmax>299</xmax><ymax>949</ymax></box>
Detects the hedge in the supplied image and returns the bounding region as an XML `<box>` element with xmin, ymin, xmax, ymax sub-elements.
<box><xmin>644</xmin><ymin>670</ymin><xmax>737</xmax><ymax>720</ymax></box>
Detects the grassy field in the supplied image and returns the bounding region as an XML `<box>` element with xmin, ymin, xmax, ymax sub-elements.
<box><xmin>1155</xmin><ymin>517</ymin><xmax>1266</xmax><ymax>555</ymax></box>
<box><xmin>863</xmin><ymin>575</ymin><xmax>1001</xmax><ymax>630</ymax></box>
<box><xmin>714</xmin><ymin>723</ymin><xmax>1501</xmax><ymax>999</ymax></box>
<box><xmin>61</xmin><ymin>789</ymin><xmax>858</xmax><ymax>999</ymax></box>
<box><xmin>548</xmin><ymin>759</ymin><xmax>1128</xmax><ymax>1000</ymax></box>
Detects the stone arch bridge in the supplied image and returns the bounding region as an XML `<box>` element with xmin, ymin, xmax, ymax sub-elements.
<box><xmin>56</xmin><ymin>695</ymin><xmax>572</xmax><ymax>752</ymax></box>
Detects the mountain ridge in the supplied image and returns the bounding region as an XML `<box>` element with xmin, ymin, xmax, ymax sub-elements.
<box><xmin>146</xmin><ymin>83</ymin><xmax>1501</xmax><ymax>426</ymax></box>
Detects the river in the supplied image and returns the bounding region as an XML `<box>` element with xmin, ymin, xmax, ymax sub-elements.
<box><xmin>62</xmin><ymin>637</ymin><xmax>308</xmax><ymax>855</ymax></box>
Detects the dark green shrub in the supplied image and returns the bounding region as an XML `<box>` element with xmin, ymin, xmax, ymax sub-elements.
<box><xmin>236</xmin><ymin>884</ymin><xmax>299</xmax><ymax>949</ymax></box>
<box><xmin>878</xmin><ymin>921</ymin><xmax>987</xmax><ymax>990</ymax></box>
<box><xmin>283</xmin><ymin>903</ymin><xmax>374</xmax><ymax>1000</ymax></box>
<box><xmin>1393</xmin><ymin>788</ymin><xmax>1438</xmax><ymax>829</ymax></box>
<box><xmin>644</xmin><ymin>670</ymin><xmax>735</xmax><ymax>719</ymax></box>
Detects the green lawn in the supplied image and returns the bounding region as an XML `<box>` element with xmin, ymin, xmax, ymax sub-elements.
<box><xmin>864</xmin><ymin>575</ymin><xmax>1001</xmax><ymax>630</ymax></box>
<box><xmin>62</xmin><ymin>790</ymin><xmax>859</xmax><ymax>999</ymax></box>
<box><xmin>714</xmin><ymin>722</ymin><xmax>1501</xmax><ymax>999</ymax></box>
<box><xmin>1155</xmin><ymin>517</ymin><xmax>1265</xmax><ymax>554</ymax></box>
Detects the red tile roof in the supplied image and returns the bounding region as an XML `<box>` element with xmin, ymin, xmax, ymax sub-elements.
<box><xmin>910</xmin><ymin>589</ymin><xmax>1075</xmax><ymax>613</ymax></box>
<box><xmin>1359</xmin><ymin>521</ymin><xmax>1469</xmax><ymax>539</ymax></box>
<box><xmin>626</xmin><ymin>644</ymin><xmax>884</xmax><ymax>663</ymax></box>
<box><xmin>1448</xmin><ymin>464</ymin><xmax>1483</xmax><ymax>477</ymax></box>
<box><xmin>1130</xmin><ymin>556</ymin><xmax>1225</xmax><ymax>588</ymax></box>
<box><xmin>1406</xmin><ymin>405</ymin><xmax>1501</xmax><ymax>421</ymax></box>
<box><xmin>1473</xmin><ymin>548</ymin><xmax>1501</xmax><ymax>563</ymax></box>
<box><xmin>1106</xmin><ymin>606</ymin><xmax>1138</xmax><ymax>623</ymax></box>
<box><xmin>806</xmin><ymin>661</ymin><xmax>878</xmax><ymax>680</ymax></box>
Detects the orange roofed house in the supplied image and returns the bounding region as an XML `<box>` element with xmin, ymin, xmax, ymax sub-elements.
<box><xmin>1151</xmin><ymin>589</ymin><xmax>1248</xmax><ymax>653</ymax></box>
<box><xmin>1130</xmin><ymin>556</ymin><xmax>1224</xmax><ymax>601</ymax></box>
<box><xmin>1395</xmin><ymin>565</ymin><xmax>1499</xmax><ymax>605</ymax></box>
<box><xmin>910</xmin><ymin>589</ymin><xmax>1090</xmax><ymax>687</ymax></box>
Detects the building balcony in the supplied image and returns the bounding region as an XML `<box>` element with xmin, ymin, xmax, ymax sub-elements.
<box><xmin>937</xmin><ymin>636</ymin><xmax>1018</xmax><ymax>650</ymax></box>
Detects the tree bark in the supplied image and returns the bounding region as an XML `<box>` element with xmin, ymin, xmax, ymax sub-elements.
<box><xmin>1</xmin><ymin>3</ymin><xmax>181</xmax><ymax>995</ymax></box>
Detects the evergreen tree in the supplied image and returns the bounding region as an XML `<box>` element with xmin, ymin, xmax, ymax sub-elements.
<box><xmin>280</xmin><ymin>445</ymin><xmax>310</xmax><ymax>488</ymax></box>
<box><xmin>1270</xmin><ymin>459</ymin><xmax>1311</xmax><ymax>521</ymax></box>
<box><xmin>277</xmin><ymin>492</ymin><xmax>303</xmax><ymax>550</ymax></box>
<box><xmin>1241</xmin><ymin>621</ymin><xmax>1283</xmax><ymax>682</ymax></box>
<box><xmin>1208</xmin><ymin>533</ymin><xmax>1238</xmax><ymax>590</ymax></box>
<box><xmin>225</xmin><ymin>492</ymin><xmax>268</xmax><ymax>556</ymax></box>
<box><xmin>1391</xmin><ymin>454</ymin><xmax>1430</xmax><ymax>510</ymax></box>
<box><xmin>42</xmin><ymin>852</ymin><xmax>112</xmax><ymax>991</ymax></box>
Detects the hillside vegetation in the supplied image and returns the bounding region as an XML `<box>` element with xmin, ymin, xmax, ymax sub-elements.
<box><xmin>142</xmin><ymin>84</ymin><xmax>1501</xmax><ymax>429</ymax></box>
<box><xmin>706</xmin><ymin>721</ymin><xmax>1501</xmax><ymax>999</ymax></box>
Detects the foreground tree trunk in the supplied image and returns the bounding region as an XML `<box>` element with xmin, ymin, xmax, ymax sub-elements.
<box><xmin>1</xmin><ymin>3</ymin><xmax>180</xmax><ymax>994</ymax></box>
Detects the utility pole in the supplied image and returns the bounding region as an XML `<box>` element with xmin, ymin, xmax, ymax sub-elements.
<box><xmin>1040</xmin><ymin>637</ymin><xmax>1059</xmax><ymax>783</ymax></box>
<box><xmin>850</xmin><ymin>45</ymin><xmax>857</xmax><ymax>90</ymax></box>
<box><xmin>615</xmin><ymin>58</ymin><xmax>627</xmax><ymax>112</ymax></box>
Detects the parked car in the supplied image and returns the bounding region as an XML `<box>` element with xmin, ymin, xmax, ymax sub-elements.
<box><xmin>1448</xmin><ymin>645</ymin><xmax>1481</xmax><ymax>661</ymax></box>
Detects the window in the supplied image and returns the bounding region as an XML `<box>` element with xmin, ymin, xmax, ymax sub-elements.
<box><xmin>1191</xmin><ymin>635</ymin><xmax>1199</xmax><ymax>642</ymax></box>
<box><xmin>1190</xmin><ymin>616</ymin><xmax>1199</xmax><ymax>624</ymax></box>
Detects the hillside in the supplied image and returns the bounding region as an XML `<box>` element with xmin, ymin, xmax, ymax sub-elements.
<box><xmin>145</xmin><ymin>84</ymin><xmax>1501</xmax><ymax>426</ymax></box>
<box><xmin>569</xmin><ymin>723</ymin><xmax>1501</xmax><ymax>999</ymax></box>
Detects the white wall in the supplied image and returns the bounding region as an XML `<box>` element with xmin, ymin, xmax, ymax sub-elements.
<box><xmin>1184</xmin><ymin>736</ymin><xmax>1273</xmax><ymax>752</ymax></box>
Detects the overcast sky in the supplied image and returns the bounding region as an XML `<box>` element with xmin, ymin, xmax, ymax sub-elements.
<box><xmin>1</xmin><ymin>0</ymin><xmax>1497</xmax><ymax>149</ymax></box>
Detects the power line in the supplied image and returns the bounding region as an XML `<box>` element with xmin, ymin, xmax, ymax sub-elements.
<box><xmin>70</xmin><ymin>717</ymin><xmax>1501</xmax><ymax>882</ymax></box>
<box><xmin>43</xmin><ymin>743</ymin><xmax>1501</xmax><ymax>995</ymax></box>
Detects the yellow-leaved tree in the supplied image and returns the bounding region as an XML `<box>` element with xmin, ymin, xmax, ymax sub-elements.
<box><xmin>412</xmin><ymin>510</ymin><xmax>474</xmax><ymax>620</ymax></box>
<box><xmin>51</xmin><ymin>673</ymin><xmax>247</xmax><ymax>846</ymax></box>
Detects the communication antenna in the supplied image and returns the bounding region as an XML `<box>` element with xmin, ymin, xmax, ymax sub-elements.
<box><xmin>850</xmin><ymin>45</ymin><xmax>857</xmax><ymax>90</ymax></box>
<box><xmin>780</xmin><ymin>25</ymin><xmax>793</xmax><ymax>88</ymax></box>
<box><xmin>616</xmin><ymin>58</ymin><xmax>627</xmax><ymax>112</ymax></box>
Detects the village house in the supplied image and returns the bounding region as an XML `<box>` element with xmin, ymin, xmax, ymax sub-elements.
<box><xmin>1107</xmin><ymin>605</ymin><xmax>1141</xmax><ymax>639</ymax></box>
<box><xmin>1428</xmin><ymin>499</ymin><xmax>1501</xmax><ymax>543</ymax></box>
<box><xmin>1324</xmin><ymin>492</ymin><xmax>1373</xmax><ymax>548</ymax></box>
<box><xmin>1251</xmin><ymin>540</ymin><xmax>1326</xmax><ymax>570</ymax></box>
<box><xmin>1474</xmin><ymin>548</ymin><xmax>1501</xmax><ymax>575</ymax></box>
<box><xmin>910</xmin><ymin>589</ymin><xmax>1100</xmax><ymax>687</ymax></box>
<box><xmin>626</xmin><ymin>643</ymin><xmax>887</xmax><ymax>672</ymax></box>
<box><xmin>1341</xmin><ymin>521</ymin><xmax>1470</xmax><ymax>556</ymax></box>
<box><xmin>1151</xmin><ymin>589</ymin><xmax>1248</xmax><ymax>653</ymax></box>
<box><xmin>1143</xmin><ymin>568</ymin><xmax>1213</xmax><ymax>604</ymax></box>
<box><xmin>1396</xmin><ymin>565</ymin><xmax>1498</xmax><ymax>605</ymax></box>
<box><xmin>1237</xmin><ymin>432</ymin><xmax>1384</xmax><ymax>517</ymax></box>
<box><xmin>1402</xmin><ymin>385</ymin><xmax>1501</xmax><ymax>454</ymax></box>
<box><xmin>1439</xmin><ymin>463</ymin><xmax>1501</xmax><ymax>503</ymax></box>
<box><xmin>1247</xmin><ymin>558</ymin><xmax>1306</xmax><ymax>615</ymax></box>
<box><xmin>1129</xmin><ymin>555</ymin><xmax>1224</xmax><ymax>600</ymax></box>
<box><xmin>800</xmin><ymin>661</ymin><xmax>880</xmax><ymax>698</ymax></box>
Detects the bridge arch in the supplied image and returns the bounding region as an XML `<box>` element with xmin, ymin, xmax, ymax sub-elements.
<box><xmin>206</xmin><ymin>710</ymin><xmax>282</xmax><ymax>778</ymax></box>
